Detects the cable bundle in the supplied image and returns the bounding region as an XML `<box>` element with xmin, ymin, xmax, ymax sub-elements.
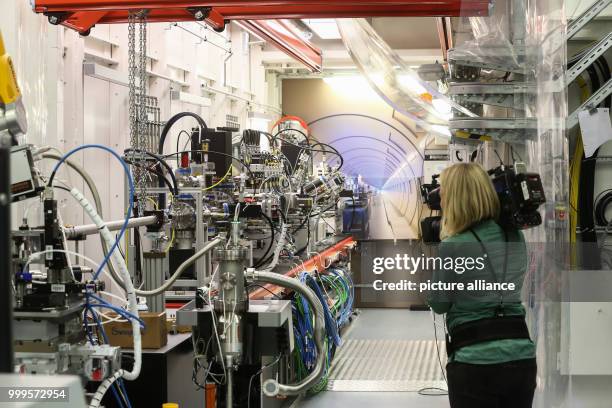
<box><xmin>243</xmin><ymin>129</ymin><xmax>262</xmax><ymax>146</ymax></box>
<box><xmin>291</xmin><ymin>266</ymin><xmax>355</xmax><ymax>394</ymax></box>
<box><xmin>325</xmin><ymin>268</ymin><xmax>354</xmax><ymax>327</ymax></box>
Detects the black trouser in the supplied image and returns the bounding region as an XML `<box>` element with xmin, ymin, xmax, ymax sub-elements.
<box><xmin>446</xmin><ymin>358</ymin><xmax>537</xmax><ymax>408</ymax></box>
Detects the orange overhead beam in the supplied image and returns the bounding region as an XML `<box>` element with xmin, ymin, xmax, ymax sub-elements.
<box><xmin>32</xmin><ymin>1</ymin><xmax>490</xmax><ymax>72</ymax></box>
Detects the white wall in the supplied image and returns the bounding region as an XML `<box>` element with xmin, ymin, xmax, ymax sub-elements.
<box><xmin>1</xmin><ymin>4</ymin><xmax>281</xmax><ymax>263</ymax></box>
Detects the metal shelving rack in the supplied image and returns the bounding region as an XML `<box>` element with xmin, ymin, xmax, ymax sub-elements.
<box><xmin>448</xmin><ymin>0</ymin><xmax>612</xmax><ymax>142</ymax></box>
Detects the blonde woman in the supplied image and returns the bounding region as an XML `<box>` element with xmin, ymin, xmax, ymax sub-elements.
<box><xmin>428</xmin><ymin>163</ymin><xmax>536</xmax><ymax>408</ymax></box>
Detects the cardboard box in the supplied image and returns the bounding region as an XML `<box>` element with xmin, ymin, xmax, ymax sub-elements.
<box><xmin>165</xmin><ymin>305</ymin><xmax>192</xmax><ymax>334</ymax></box>
<box><xmin>105</xmin><ymin>312</ymin><xmax>168</xmax><ymax>349</ymax></box>
<box><xmin>165</xmin><ymin>318</ymin><xmax>192</xmax><ymax>334</ymax></box>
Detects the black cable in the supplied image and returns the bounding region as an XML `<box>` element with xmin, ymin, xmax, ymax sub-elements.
<box><xmin>510</xmin><ymin>146</ymin><xmax>523</xmax><ymax>163</ymax></box>
<box><xmin>133</xmin><ymin>227</ymin><xmax>143</xmax><ymax>286</ymax></box>
<box><xmin>124</xmin><ymin>159</ymin><xmax>175</xmax><ymax>193</ymax></box>
<box><xmin>247</xmin><ymin>355</ymin><xmax>282</xmax><ymax>408</ymax></box>
<box><xmin>156</xmin><ymin>112</ymin><xmax>207</xmax><ymax>208</ymax></box>
<box><xmin>595</xmin><ymin>190</ymin><xmax>612</xmax><ymax>227</ymax></box>
<box><xmin>52</xmin><ymin>185</ymin><xmax>72</xmax><ymax>193</ymax></box>
<box><xmin>272</xmin><ymin>128</ymin><xmax>310</xmax><ymax>145</ymax></box>
<box><xmin>292</xmin><ymin>200</ymin><xmax>339</xmax><ymax>235</ymax></box>
<box><xmin>157</xmin><ymin>111</ymin><xmax>207</xmax><ymax>156</ymax></box>
<box><xmin>124</xmin><ymin>148</ymin><xmax>179</xmax><ymax>195</ymax></box>
<box><xmin>432</xmin><ymin>313</ymin><xmax>448</xmax><ymax>384</ymax></box>
<box><xmin>247</xmin><ymin>283</ymin><xmax>281</xmax><ymax>299</ymax></box>
<box><xmin>162</xmin><ymin>150</ymin><xmax>257</xmax><ymax>194</ymax></box>
<box><xmin>311</xmin><ymin>141</ymin><xmax>344</xmax><ymax>170</ymax></box>
<box><xmin>577</xmin><ymin>62</ymin><xmax>603</xmax><ymax>269</ymax></box>
<box><xmin>176</xmin><ymin>130</ymin><xmax>192</xmax><ymax>155</ymax></box>
<box><xmin>594</xmin><ymin>59</ymin><xmax>611</xmax><ymax>109</ymax></box>
<box><xmin>253</xmin><ymin>212</ymin><xmax>275</xmax><ymax>268</ymax></box>
<box><xmin>274</xmin><ymin>135</ymin><xmax>344</xmax><ymax>169</ymax></box>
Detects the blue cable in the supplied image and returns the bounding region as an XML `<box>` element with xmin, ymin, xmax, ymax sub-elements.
<box><xmin>86</xmin><ymin>303</ymin><xmax>145</xmax><ymax>328</ymax></box>
<box><xmin>116</xmin><ymin>379</ymin><xmax>133</xmax><ymax>408</ymax></box>
<box><xmin>86</xmin><ymin>294</ymin><xmax>144</xmax><ymax>327</ymax></box>
<box><xmin>47</xmin><ymin>144</ymin><xmax>135</xmax><ymax>279</ymax></box>
<box><xmin>304</xmin><ymin>273</ymin><xmax>342</xmax><ymax>347</ymax></box>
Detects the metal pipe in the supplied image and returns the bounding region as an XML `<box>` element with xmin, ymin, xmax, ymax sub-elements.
<box><xmin>64</xmin><ymin>215</ymin><xmax>158</xmax><ymax>239</ymax></box>
<box><xmin>226</xmin><ymin>356</ymin><xmax>234</xmax><ymax>408</ymax></box>
<box><xmin>135</xmin><ymin>237</ymin><xmax>224</xmax><ymax>297</ymax></box>
<box><xmin>246</xmin><ymin>270</ymin><xmax>326</xmax><ymax>396</ymax></box>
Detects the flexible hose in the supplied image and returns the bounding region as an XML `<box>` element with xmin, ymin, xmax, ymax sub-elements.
<box><xmin>44</xmin><ymin>151</ymin><xmax>223</xmax><ymax>297</ymax></box>
<box><xmin>89</xmin><ymin>370</ymin><xmax>123</xmax><ymax>408</ymax></box>
<box><xmin>69</xmin><ymin>188</ymin><xmax>141</xmax><ymax>383</ymax></box>
<box><xmin>157</xmin><ymin>111</ymin><xmax>208</xmax><ymax>155</ymax></box>
<box><xmin>262</xmin><ymin>223</ymin><xmax>287</xmax><ymax>272</ymax></box>
<box><xmin>41</xmin><ymin>153</ymin><xmax>129</xmax><ymax>290</ymax></box>
<box><xmin>41</xmin><ymin>150</ymin><xmax>134</xmax><ymax>286</ymax></box>
<box><xmin>135</xmin><ymin>237</ymin><xmax>223</xmax><ymax>297</ymax></box>
<box><xmin>246</xmin><ymin>270</ymin><xmax>326</xmax><ymax>396</ymax></box>
<box><xmin>157</xmin><ymin>112</ymin><xmax>208</xmax><ymax>208</ymax></box>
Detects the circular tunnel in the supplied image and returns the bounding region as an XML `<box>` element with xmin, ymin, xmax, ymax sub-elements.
<box><xmin>305</xmin><ymin>113</ymin><xmax>426</xmax><ymax>239</ymax></box>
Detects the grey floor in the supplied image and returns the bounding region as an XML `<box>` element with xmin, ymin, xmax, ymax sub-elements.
<box><xmin>298</xmin><ymin>309</ymin><xmax>451</xmax><ymax>408</ymax></box>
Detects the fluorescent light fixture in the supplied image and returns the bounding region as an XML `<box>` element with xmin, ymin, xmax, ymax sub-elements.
<box><xmin>302</xmin><ymin>19</ymin><xmax>341</xmax><ymax>40</ymax></box>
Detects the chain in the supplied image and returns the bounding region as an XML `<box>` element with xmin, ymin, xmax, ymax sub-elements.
<box><xmin>137</xmin><ymin>15</ymin><xmax>148</xmax><ymax>212</ymax></box>
<box><xmin>128</xmin><ymin>13</ymin><xmax>136</xmax><ymax>149</ymax></box>
<box><xmin>127</xmin><ymin>11</ymin><xmax>150</xmax><ymax>214</ymax></box>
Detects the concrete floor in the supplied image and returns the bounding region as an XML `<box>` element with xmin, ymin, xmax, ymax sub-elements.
<box><xmin>298</xmin><ymin>309</ymin><xmax>451</xmax><ymax>408</ymax></box>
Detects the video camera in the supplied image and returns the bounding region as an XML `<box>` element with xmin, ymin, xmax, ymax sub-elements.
<box><xmin>421</xmin><ymin>163</ymin><xmax>546</xmax><ymax>244</ymax></box>
<box><xmin>419</xmin><ymin>174</ymin><xmax>441</xmax><ymax>211</ymax></box>
<box><xmin>420</xmin><ymin>175</ymin><xmax>442</xmax><ymax>243</ymax></box>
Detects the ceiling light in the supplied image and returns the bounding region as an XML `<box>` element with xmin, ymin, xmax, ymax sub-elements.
<box><xmin>302</xmin><ymin>19</ymin><xmax>341</xmax><ymax>40</ymax></box>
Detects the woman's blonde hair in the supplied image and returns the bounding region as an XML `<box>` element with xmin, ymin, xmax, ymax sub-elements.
<box><xmin>439</xmin><ymin>163</ymin><xmax>500</xmax><ymax>239</ymax></box>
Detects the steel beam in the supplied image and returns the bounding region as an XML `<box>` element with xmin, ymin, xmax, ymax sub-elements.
<box><xmin>33</xmin><ymin>1</ymin><xmax>490</xmax><ymax>73</ymax></box>
<box><xmin>33</xmin><ymin>0</ymin><xmax>490</xmax><ymax>13</ymax></box>
<box><xmin>237</xmin><ymin>19</ymin><xmax>322</xmax><ymax>72</ymax></box>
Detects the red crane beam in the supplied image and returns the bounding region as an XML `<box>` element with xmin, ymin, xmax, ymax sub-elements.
<box><xmin>236</xmin><ymin>19</ymin><xmax>322</xmax><ymax>71</ymax></box>
<box><xmin>33</xmin><ymin>0</ymin><xmax>490</xmax><ymax>13</ymax></box>
<box><xmin>32</xmin><ymin>1</ymin><xmax>490</xmax><ymax>72</ymax></box>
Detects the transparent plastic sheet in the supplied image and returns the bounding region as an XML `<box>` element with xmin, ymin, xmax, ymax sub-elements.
<box><xmin>456</xmin><ymin>0</ymin><xmax>569</xmax><ymax>406</ymax></box>
<box><xmin>336</xmin><ymin>18</ymin><xmax>477</xmax><ymax>137</ymax></box>
<box><xmin>525</xmin><ymin>3</ymin><xmax>569</xmax><ymax>407</ymax></box>
<box><xmin>450</xmin><ymin>3</ymin><xmax>522</xmax><ymax>78</ymax></box>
